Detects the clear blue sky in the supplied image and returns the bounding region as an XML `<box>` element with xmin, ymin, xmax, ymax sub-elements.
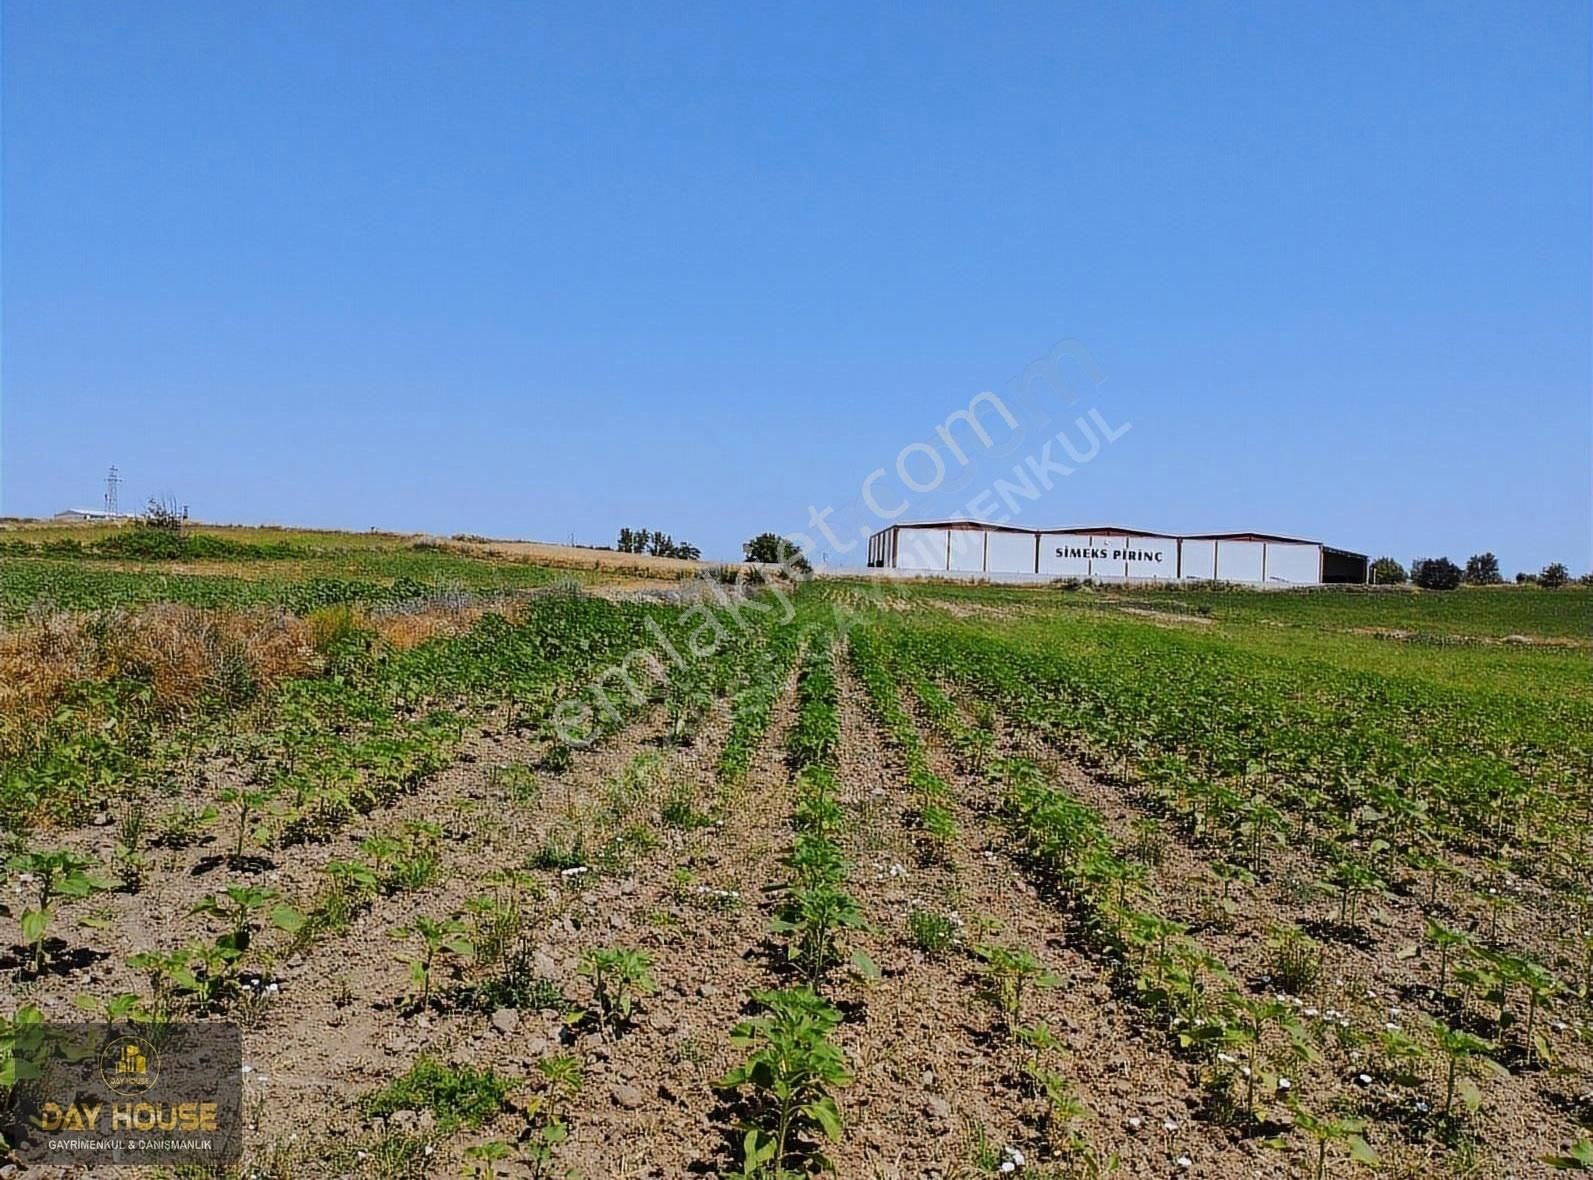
<box><xmin>3</xmin><ymin>0</ymin><xmax>1588</xmax><ymax>573</ymax></box>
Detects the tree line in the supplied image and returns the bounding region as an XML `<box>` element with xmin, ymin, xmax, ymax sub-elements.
<box><xmin>614</xmin><ymin>528</ymin><xmax>700</xmax><ymax>561</ymax></box>
<box><xmin>610</xmin><ymin>529</ymin><xmax>816</xmax><ymax>574</ymax></box>
<box><xmin>1370</xmin><ymin>552</ymin><xmax>1586</xmax><ymax>590</ymax></box>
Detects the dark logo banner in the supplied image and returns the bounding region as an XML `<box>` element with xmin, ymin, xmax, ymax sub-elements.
<box><xmin>3</xmin><ymin>1021</ymin><xmax>242</xmax><ymax>1166</ymax></box>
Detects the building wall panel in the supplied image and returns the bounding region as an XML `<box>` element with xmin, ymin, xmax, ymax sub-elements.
<box><xmin>1262</xmin><ymin>543</ymin><xmax>1319</xmax><ymax>585</ymax></box>
<box><xmin>1119</xmin><ymin>535</ymin><xmax>1178</xmax><ymax>580</ymax></box>
<box><xmin>1215</xmin><ymin>540</ymin><xmax>1265</xmax><ymax>583</ymax></box>
<box><xmin>895</xmin><ymin>528</ymin><xmax>951</xmax><ymax>571</ymax></box>
<box><xmin>1038</xmin><ymin>533</ymin><xmax>1095</xmax><ymax>577</ymax></box>
<box><xmin>986</xmin><ymin>531</ymin><xmax>1037</xmax><ymax>573</ymax></box>
<box><xmin>1179</xmin><ymin>539</ymin><xmax>1216</xmax><ymax>580</ymax></box>
<box><xmin>947</xmin><ymin>529</ymin><xmax>986</xmax><ymax>572</ymax></box>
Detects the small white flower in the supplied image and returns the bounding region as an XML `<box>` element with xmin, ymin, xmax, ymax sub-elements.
<box><xmin>1277</xmin><ymin>1077</ymin><xmax>1292</xmax><ymax>1092</ymax></box>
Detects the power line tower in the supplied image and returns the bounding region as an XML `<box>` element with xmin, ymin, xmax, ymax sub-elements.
<box><xmin>104</xmin><ymin>466</ymin><xmax>121</xmax><ymax>517</ymax></box>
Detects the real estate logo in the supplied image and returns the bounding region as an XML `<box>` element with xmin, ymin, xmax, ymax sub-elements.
<box><xmin>100</xmin><ymin>1033</ymin><xmax>159</xmax><ymax>1095</ymax></box>
<box><xmin>3</xmin><ymin>1022</ymin><xmax>241</xmax><ymax>1166</ymax></box>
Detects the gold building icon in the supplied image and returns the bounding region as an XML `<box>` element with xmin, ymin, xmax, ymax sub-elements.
<box><xmin>101</xmin><ymin>1035</ymin><xmax>158</xmax><ymax>1095</ymax></box>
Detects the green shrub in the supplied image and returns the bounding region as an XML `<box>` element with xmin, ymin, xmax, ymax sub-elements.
<box><xmin>906</xmin><ymin>909</ymin><xmax>957</xmax><ymax>957</ymax></box>
<box><xmin>362</xmin><ymin>1057</ymin><xmax>513</xmax><ymax>1132</ymax></box>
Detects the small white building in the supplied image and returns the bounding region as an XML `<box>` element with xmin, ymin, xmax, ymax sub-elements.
<box><xmin>866</xmin><ymin>521</ymin><xmax>1368</xmax><ymax>586</ymax></box>
<box><xmin>52</xmin><ymin>508</ymin><xmax>133</xmax><ymax>522</ymax></box>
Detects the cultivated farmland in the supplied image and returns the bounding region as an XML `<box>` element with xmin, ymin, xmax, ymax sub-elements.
<box><xmin>2</xmin><ymin>529</ymin><xmax>1591</xmax><ymax>1178</ymax></box>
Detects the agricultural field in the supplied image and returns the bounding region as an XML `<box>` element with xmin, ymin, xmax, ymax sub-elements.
<box><xmin>2</xmin><ymin>532</ymin><xmax>1591</xmax><ymax>1179</ymax></box>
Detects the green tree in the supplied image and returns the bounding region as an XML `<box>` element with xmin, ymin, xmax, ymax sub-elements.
<box><xmin>1463</xmin><ymin>553</ymin><xmax>1502</xmax><ymax>584</ymax></box>
<box><xmin>1411</xmin><ymin>557</ymin><xmax>1462</xmax><ymax>590</ymax></box>
<box><xmin>744</xmin><ymin>532</ymin><xmax>813</xmax><ymax>575</ymax></box>
<box><xmin>1369</xmin><ymin>557</ymin><xmax>1406</xmax><ymax>585</ymax></box>
<box><xmin>1540</xmin><ymin>562</ymin><xmax>1570</xmax><ymax>589</ymax></box>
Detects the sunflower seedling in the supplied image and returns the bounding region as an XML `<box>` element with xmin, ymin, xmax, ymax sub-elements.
<box><xmin>191</xmin><ymin>885</ymin><xmax>303</xmax><ymax>956</ymax></box>
<box><xmin>719</xmin><ymin>987</ymin><xmax>853</xmax><ymax>1178</ymax></box>
<box><xmin>215</xmin><ymin>784</ymin><xmax>280</xmax><ymax>865</ymax></box>
<box><xmin>1290</xmin><ymin>1101</ymin><xmax>1378</xmax><ymax>1180</ymax></box>
<box><xmin>578</xmin><ymin>946</ymin><xmax>655</xmax><ymax>1039</ymax></box>
<box><xmin>1431</xmin><ymin>1019</ymin><xmax>1508</xmax><ymax>1123</ymax></box>
<box><xmin>772</xmin><ymin>882</ymin><xmax>868</xmax><ymax>987</ymax></box>
<box><xmin>7</xmin><ymin>849</ymin><xmax>117</xmax><ymax>975</ymax></box>
<box><xmin>973</xmin><ymin>944</ymin><xmax>1062</xmax><ymax>1039</ymax></box>
<box><xmin>523</xmin><ymin>1053</ymin><xmax>583</xmax><ymax>1178</ymax></box>
<box><xmin>393</xmin><ymin>917</ymin><xmax>475</xmax><ymax>1011</ymax></box>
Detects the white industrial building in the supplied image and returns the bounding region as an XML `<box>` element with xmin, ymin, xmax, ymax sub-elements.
<box><xmin>866</xmin><ymin>521</ymin><xmax>1369</xmax><ymax>586</ymax></box>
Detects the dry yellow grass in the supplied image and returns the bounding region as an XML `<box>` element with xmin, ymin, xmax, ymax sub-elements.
<box><xmin>432</xmin><ymin>537</ymin><xmax>762</xmax><ymax>581</ymax></box>
<box><xmin>366</xmin><ymin>599</ymin><xmax>527</xmax><ymax>650</ymax></box>
<box><xmin>0</xmin><ymin>594</ymin><xmax>538</xmax><ymax>758</ymax></box>
<box><xmin>0</xmin><ymin>604</ymin><xmax>318</xmax><ymax>756</ymax></box>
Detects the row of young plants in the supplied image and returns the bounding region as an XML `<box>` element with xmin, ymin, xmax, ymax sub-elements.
<box><xmin>856</xmin><ymin>610</ymin><xmax>1567</xmax><ymax>1174</ymax></box>
<box><xmin>456</xmin><ymin>646</ymin><xmax>774</xmax><ymax>1177</ymax></box>
<box><xmin>874</xmin><ymin>590</ymin><xmax>1587</xmax><ymax>872</ymax></box>
<box><xmin>21</xmin><ymin>747</ymin><xmax>693</xmax><ymax>1173</ymax></box>
<box><xmin>993</xmin><ymin>749</ymin><xmax>1555</xmax><ymax>1169</ymax></box>
<box><xmin>717</xmin><ymin>616</ymin><xmax>802</xmax><ymax>787</ymax></box>
<box><xmin>76</xmin><ymin>594</ymin><xmax>748</xmax><ymax>1005</ymax></box>
<box><xmin>338</xmin><ymin>742</ymin><xmax>704</xmax><ymax>1174</ymax></box>
<box><xmin>845</xmin><ymin>617</ymin><xmax>1111</xmax><ymax>1169</ymax></box>
<box><xmin>864</xmin><ymin>601</ymin><xmax>1587</xmax><ymax>1016</ymax></box>
<box><xmin>717</xmin><ymin>629</ymin><xmax>863</xmax><ymax>1179</ymax></box>
<box><xmin>844</xmin><ymin>626</ymin><xmax>959</xmax><ymax>861</ymax></box>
